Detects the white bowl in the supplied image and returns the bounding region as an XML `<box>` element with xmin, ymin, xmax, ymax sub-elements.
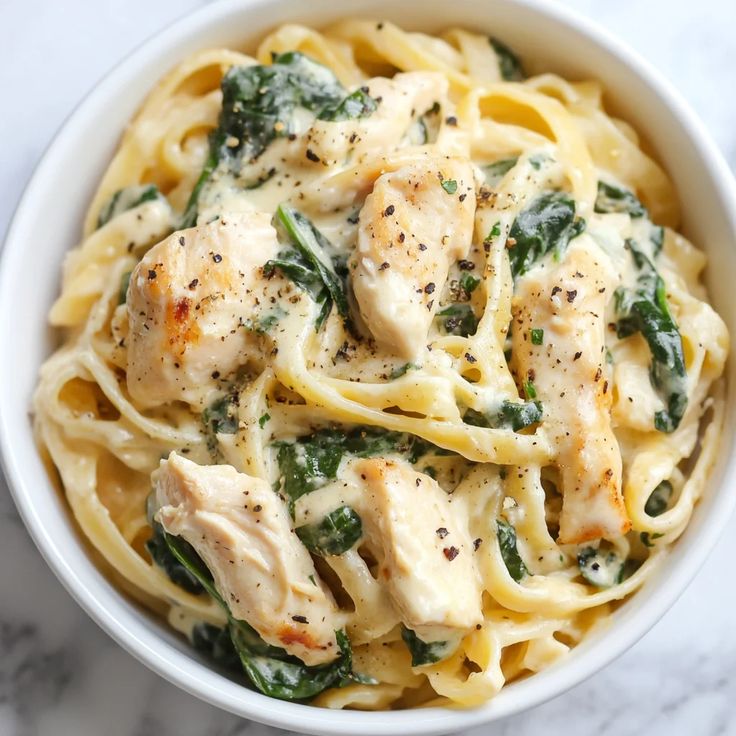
<box><xmin>1</xmin><ymin>0</ymin><xmax>734</xmax><ymax>733</ymax></box>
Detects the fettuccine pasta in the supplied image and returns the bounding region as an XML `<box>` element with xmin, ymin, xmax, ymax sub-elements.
<box><xmin>33</xmin><ymin>20</ymin><xmax>728</xmax><ymax>709</ymax></box>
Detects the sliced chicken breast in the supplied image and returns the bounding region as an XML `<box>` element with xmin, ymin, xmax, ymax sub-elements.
<box><xmin>510</xmin><ymin>240</ymin><xmax>631</xmax><ymax>544</ymax></box>
<box><xmin>305</xmin><ymin>72</ymin><xmax>448</xmax><ymax>167</ymax></box>
<box><xmin>126</xmin><ymin>212</ymin><xmax>280</xmax><ymax>409</ymax></box>
<box><xmin>346</xmin><ymin>457</ymin><xmax>483</xmax><ymax>642</ymax></box>
<box><xmin>153</xmin><ymin>453</ymin><xmax>341</xmax><ymax>666</ymax></box>
<box><xmin>350</xmin><ymin>157</ymin><xmax>476</xmax><ymax>358</ymax></box>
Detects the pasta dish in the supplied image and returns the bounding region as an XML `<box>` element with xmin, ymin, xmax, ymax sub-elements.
<box><xmin>33</xmin><ymin>20</ymin><xmax>729</xmax><ymax>709</ymax></box>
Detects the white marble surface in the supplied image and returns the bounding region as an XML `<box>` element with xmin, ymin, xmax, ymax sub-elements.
<box><xmin>1</xmin><ymin>1</ymin><xmax>735</xmax><ymax>734</ymax></box>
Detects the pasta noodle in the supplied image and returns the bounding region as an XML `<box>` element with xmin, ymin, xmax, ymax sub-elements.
<box><xmin>33</xmin><ymin>20</ymin><xmax>729</xmax><ymax>710</ymax></box>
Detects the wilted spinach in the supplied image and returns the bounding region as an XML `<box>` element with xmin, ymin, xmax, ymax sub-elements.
<box><xmin>181</xmin><ymin>52</ymin><xmax>347</xmax><ymax>226</ymax></box>
<box><xmin>274</xmin><ymin>427</ymin><xmax>451</xmax><ymax>511</ymax></box>
<box><xmin>145</xmin><ymin>521</ymin><xmax>205</xmax><ymax>595</ymax></box>
<box><xmin>645</xmin><ymin>479</ymin><xmax>673</xmax><ymax>517</ymax></box>
<box><xmin>489</xmin><ymin>37</ymin><xmax>525</xmax><ymax>81</ymax></box>
<box><xmin>483</xmin><ymin>156</ymin><xmax>518</xmax><ymax>186</ymax></box>
<box><xmin>594</xmin><ymin>181</ymin><xmax>647</xmax><ymax>218</ymax></box>
<box><xmin>614</xmin><ymin>241</ymin><xmax>687</xmax><ymax>432</ymax></box>
<box><xmin>165</xmin><ymin>531</ymin><xmax>356</xmax><ymax>700</ymax></box>
<box><xmin>577</xmin><ymin>546</ymin><xmax>624</xmax><ymax>588</ymax></box>
<box><xmin>296</xmin><ymin>506</ymin><xmax>363</xmax><ymax>556</ymax></box>
<box><xmin>202</xmin><ymin>394</ymin><xmax>239</xmax><ymax>435</ymax></box>
<box><xmin>464</xmin><ymin>400</ymin><xmax>543</xmax><ymax>433</ymax></box>
<box><xmin>275</xmin><ymin>427</ymin><xmax>414</xmax><ymax>508</ymax></box>
<box><xmin>97</xmin><ymin>184</ymin><xmax>164</xmax><ymax>228</ymax></box>
<box><xmin>436</xmin><ymin>303</ymin><xmax>479</xmax><ymax>337</ymax></box>
<box><xmin>400</xmin><ymin>626</ymin><xmax>456</xmax><ymax>666</ymax></box>
<box><xmin>318</xmin><ymin>87</ymin><xmax>377</xmax><ymax>121</ymax></box>
<box><xmin>507</xmin><ymin>192</ymin><xmax>586</xmax><ymax>278</ymax></box>
<box><xmin>497</xmin><ymin>519</ymin><xmax>529</xmax><ymax>582</ymax></box>
<box><xmin>265</xmin><ymin>204</ymin><xmax>348</xmax><ymax>330</ymax></box>
<box><xmin>118</xmin><ymin>271</ymin><xmax>132</xmax><ymax>305</ymax></box>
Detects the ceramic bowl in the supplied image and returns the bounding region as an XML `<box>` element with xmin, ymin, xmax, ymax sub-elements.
<box><xmin>1</xmin><ymin>0</ymin><xmax>734</xmax><ymax>733</ymax></box>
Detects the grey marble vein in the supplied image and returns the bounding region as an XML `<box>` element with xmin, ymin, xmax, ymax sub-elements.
<box><xmin>1</xmin><ymin>1</ymin><xmax>735</xmax><ymax>735</ymax></box>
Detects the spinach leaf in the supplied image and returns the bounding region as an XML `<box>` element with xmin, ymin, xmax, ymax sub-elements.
<box><xmin>489</xmin><ymin>38</ymin><xmax>525</xmax><ymax>81</ymax></box>
<box><xmin>97</xmin><ymin>184</ymin><xmax>164</xmax><ymax>228</ymax></box>
<box><xmin>165</xmin><ymin>531</ymin><xmax>225</xmax><ymax>603</ymax></box>
<box><xmin>145</xmin><ymin>521</ymin><xmax>205</xmax><ymax>595</ymax></box>
<box><xmin>181</xmin><ymin>52</ymin><xmax>345</xmax><ymax>227</ymax></box>
<box><xmin>497</xmin><ymin>519</ymin><xmax>529</xmax><ymax>582</ymax></box>
<box><xmin>640</xmin><ymin>531</ymin><xmax>664</xmax><ymax>548</ymax></box>
<box><xmin>318</xmin><ymin>87</ymin><xmax>377</xmax><ymax>121</ymax></box>
<box><xmin>464</xmin><ymin>400</ymin><xmax>543</xmax><ymax>432</ymax></box>
<box><xmin>166</xmin><ymin>531</ymin><xmax>355</xmax><ymax>700</ymax></box>
<box><xmin>650</xmin><ymin>224</ymin><xmax>665</xmax><ymax>257</ymax></box>
<box><xmin>615</xmin><ymin>241</ymin><xmax>687</xmax><ymax>432</ymax></box>
<box><xmin>266</xmin><ymin>204</ymin><xmax>348</xmax><ymax>330</ymax></box>
<box><xmin>483</xmin><ymin>156</ymin><xmax>518</xmax><ymax>186</ymax></box>
<box><xmin>118</xmin><ymin>271</ymin><xmax>132</xmax><ymax>305</ymax></box>
<box><xmin>296</xmin><ymin>506</ymin><xmax>363</xmax><ymax>556</ymax></box>
<box><xmin>508</xmin><ymin>192</ymin><xmax>586</xmax><ymax>278</ymax></box>
<box><xmin>500</xmin><ymin>400</ymin><xmax>543</xmax><ymax>430</ymax></box>
<box><xmin>406</xmin><ymin>101</ymin><xmax>441</xmax><ymax>145</ymax></box>
<box><xmin>264</xmin><ymin>250</ymin><xmax>325</xmax><ymax>301</ymax></box>
<box><xmin>275</xmin><ymin>427</ymin><xmax>412</xmax><ymax>507</ymax></box>
<box><xmin>594</xmin><ymin>181</ymin><xmax>646</xmax><ymax>218</ymax></box>
<box><xmin>192</xmin><ymin>622</ymin><xmax>242</xmax><ymax>672</ymax></box>
<box><xmin>202</xmin><ymin>394</ymin><xmax>239</xmax><ymax>435</ymax></box>
<box><xmin>232</xmin><ymin>626</ymin><xmax>353</xmax><ymax>701</ymax></box>
<box><xmin>436</xmin><ymin>303</ymin><xmax>479</xmax><ymax>337</ymax></box>
<box><xmin>243</xmin><ymin>308</ymin><xmax>285</xmax><ymax>335</ymax></box>
<box><xmin>400</xmin><ymin>626</ymin><xmax>456</xmax><ymax>666</ymax></box>
<box><xmin>389</xmin><ymin>362</ymin><xmax>419</xmax><ymax>379</ymax></box>
<box><xmin>645</xmin><ymin>480</ymin><xmax>673</xmax><ymax>517</ymax></box>
<box><xmin>577</xmin><ymin>547</ymin><xmax>623</xmax><ymax>588</ymax></box>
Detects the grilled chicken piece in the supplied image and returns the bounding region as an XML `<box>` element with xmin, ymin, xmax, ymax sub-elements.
<box><xmin>305</xmin><ymin>72</ymin><xmax>448</xmax><ymax>167</ymax></box>
<box><xmin>153</xmin><ymin>453</ymin><xmax>341</xmax><ymax>666</ymax></box>
<box><xmin>350</xmin><ymin>158</ymin><xmax>476</xmax><ymax>358</ymax></box>
<box><xmin>346</xmin><ymin>457</ymin><xmax>482</xmax><ymax>641</ymax></box>
<box><xmin>511</xmin><ymin>240</ymin><xmax>631</xmax><ymax>544</ymax></box>
<box><xmin>126</xmin><ymin>212</ymin><xmax>280</xmax><ymax>409</ymax></box>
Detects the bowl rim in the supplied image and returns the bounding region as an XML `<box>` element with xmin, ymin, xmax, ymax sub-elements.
<box><xmin>2</xmin><ymin>0</ymin><xmax>736</xmax><ymax>733</ymax></box>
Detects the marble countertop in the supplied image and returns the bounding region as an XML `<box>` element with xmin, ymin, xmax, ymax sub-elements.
<box><xmin>1</xmin><ymin>1</ymin><xmax>735</xmax><ymax>734</ymax></box>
